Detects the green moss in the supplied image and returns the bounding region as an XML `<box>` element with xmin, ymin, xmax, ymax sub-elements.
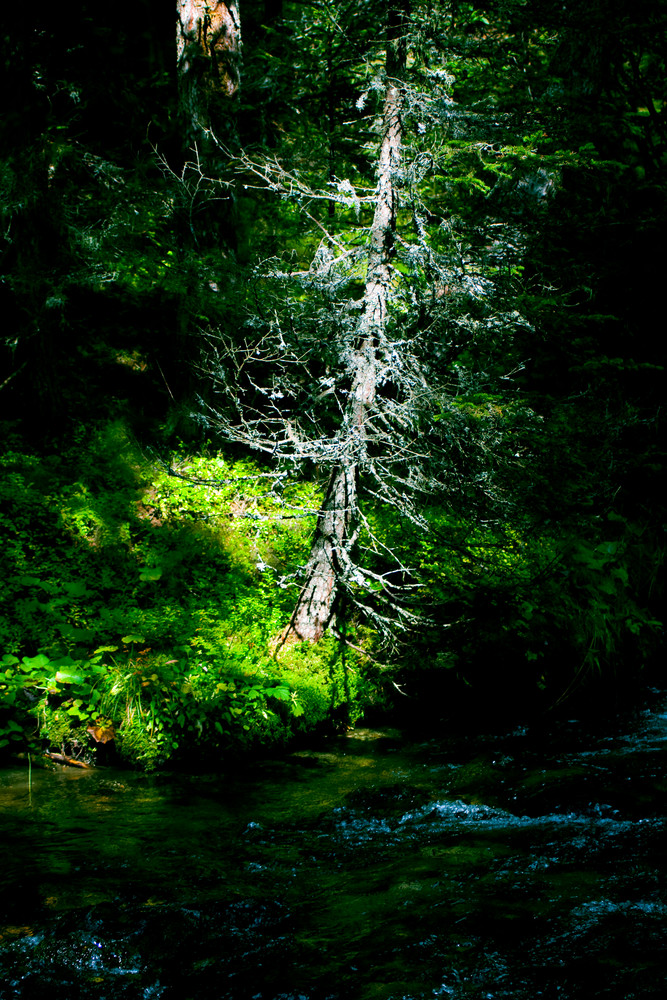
<box><xmin>40</xmin><ymin>709</ymin><xmax>76</xmax><ymax>750</ymax></box>
<box><xmin>115</xmin><ymin>717</ymin><xmax>165</xmax><ymax>772</ymax></box>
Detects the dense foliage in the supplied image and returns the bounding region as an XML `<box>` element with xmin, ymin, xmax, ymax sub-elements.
<box><xmin>0</xmin><ymin>1</ymin><xmax>664</xmax><ymax>767</ymax></box>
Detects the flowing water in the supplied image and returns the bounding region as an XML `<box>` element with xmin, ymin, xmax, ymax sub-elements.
<box><xmin>2</xmin><ymin>694</ymin><xmax>667</xmax><ymax>999</ymax></box>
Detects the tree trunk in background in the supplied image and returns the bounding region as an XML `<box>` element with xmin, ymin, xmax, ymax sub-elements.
<box><xmin>176</xmin><ymin>0</ymin><xmax>241</xmax><ymax>138</ymax></box>
<box><xmin>282</xmin><ymin>10</ymin><xmax>406</xmax><ymax>643</ymax></box>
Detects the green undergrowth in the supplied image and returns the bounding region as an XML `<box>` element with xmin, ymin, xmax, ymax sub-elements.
<box><xmin>0</xmin><ymin>417</ymin><xmax>663</xmax><ymax>766</ymax></box>
<box><xmin>0</xmin><ymin>638</ymin><xmax>362</xmax><ymax>770</ymax></box>
<box><xmin>0</xmin><ymin>420</ymin><xmax>370</xmax><ymax>768</ymax></box>
<box><xmin>362</xmin><ymin>502</ymin><xmax>663</xmax><ymax>713</ymax></box>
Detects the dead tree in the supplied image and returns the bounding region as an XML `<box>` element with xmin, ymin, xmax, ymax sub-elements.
<box><xmin>283</xmin><ymin>15</ymin><xmax>406</xmax><ymax>641</ymax></box>
<box><xmin>193</xmin><ymin>3</ymin><xmax>533</xmax><ymax>649</ymax></box>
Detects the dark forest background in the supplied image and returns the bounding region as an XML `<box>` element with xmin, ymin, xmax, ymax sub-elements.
<box><xmin>0</xmin><ymin>1</ymin><xmax>665</xmax><ymax>768</ymax></box>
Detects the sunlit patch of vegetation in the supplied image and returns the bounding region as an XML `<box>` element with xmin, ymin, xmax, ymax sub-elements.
<box><xmin>0</xmin><ymin>422</ymin><xmax>360</xmax><ymax>766</ymax></box>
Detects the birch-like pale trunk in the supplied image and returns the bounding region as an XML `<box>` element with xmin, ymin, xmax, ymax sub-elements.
<box><xmin>176</xmin><ymin>0</ymin><xmax>241</xmax><ymax>136</ymax></box>
<box><xmin>283</xmin><ymin>38</ymin><xmax>405</xmax><ymax>643</ymax></box>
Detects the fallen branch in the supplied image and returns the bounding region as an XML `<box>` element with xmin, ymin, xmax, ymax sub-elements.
<box><xmin>44</xmin><ymin>751</ymin><xmax>93</xmax><ymax>770</ymax></box>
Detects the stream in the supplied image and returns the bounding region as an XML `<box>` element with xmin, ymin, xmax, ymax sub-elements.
<box><xmin>1</xmin><ymin>694</ymin><xmax>667</xmax><ymax>999</ymax></box>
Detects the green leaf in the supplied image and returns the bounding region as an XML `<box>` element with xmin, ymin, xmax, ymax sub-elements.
<box><xmin>268</xmin><ymin>686</ymin><xmax>291</xmax><ymax>701</ymax></box>
<box><xmin>122</xmin><ymin>634</ymin><xmax>145</xmax><ymax>645</ymax></box>
<box><xmin>55</xmin><ymin>670</ymin><xmax>85</xmax><ymax>684</ymax></box>
<box><xmin>140</xmin><ymin>567</ymin><xmax>163</xmax><ymax>582</ymax></box>
<box><xmin>21</xmin><ymin>654</ymin><xmax>51</xmax><ymax>671</ymax></box>
<box><xmin>66</xmin><ymin>704</ymin><xmax>87</xmax><ymax>717</ymax></box>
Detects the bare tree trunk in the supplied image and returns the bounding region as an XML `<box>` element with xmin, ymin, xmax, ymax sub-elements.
<box><xmin>176</xmin><ymin>0</ymin><xmax>241</xmax><ymax>138</ymax></box>
<box><xmin>286</xmin><ymin>464</ymin><xmax>357</xmax><ymax>641</ymax></box>
<box><xmin>282</xmin><ymin>14</ymin><xmax>405</xmax><ymax>643</ymax></box>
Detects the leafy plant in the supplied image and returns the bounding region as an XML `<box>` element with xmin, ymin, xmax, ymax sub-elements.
<box><xmin>0</xmin><ymin>650</ymin><xmax>107</xmax><ymax>751</ymax></box>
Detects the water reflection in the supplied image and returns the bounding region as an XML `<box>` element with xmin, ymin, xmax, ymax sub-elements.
<box><xmin>1</xmin><ymin>698</ymin><xmax>667</xmax><ymax>998</ymax></box>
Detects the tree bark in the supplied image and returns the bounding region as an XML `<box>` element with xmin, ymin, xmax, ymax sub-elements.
<box><xmin>176</xmin><ymin>0</ymin><xmax>241</xmax><ymax>138</ymax></box>
<box><xmin>281</xmin><ymin>12</ymin><xmax>405</xmax><ymax>643</ymax></box>
<box><xmin>286</xmin><ymin>464</ymin><xmax>357</xmax><ymax>641</ymax></box>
